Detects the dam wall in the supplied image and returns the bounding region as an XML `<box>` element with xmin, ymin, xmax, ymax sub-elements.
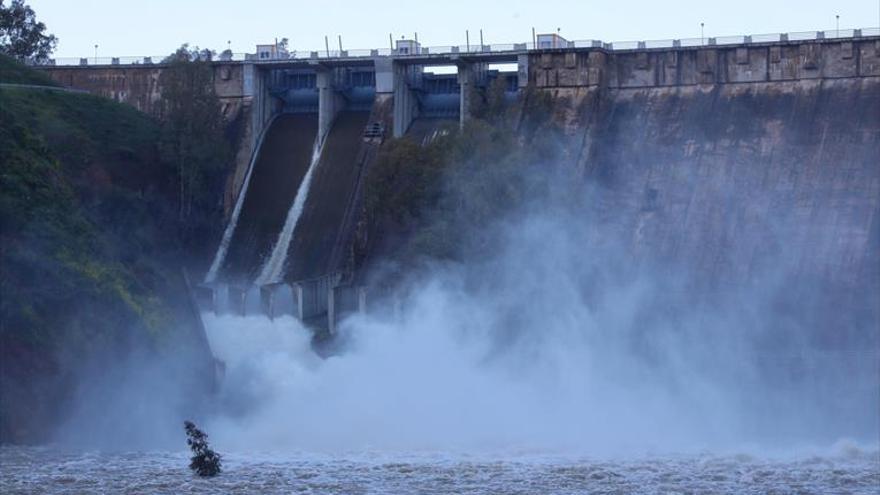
<box><xmin>574</xmin><ymin>78</ymin><xmax>879</xmax><ymax>291</ymax></box>
<box><xmin>40</xmin><ymin>34</ymin><xmax>879</xmax><ymax>336</ymax></box>
<box><xmin>528</xmin><ymin>37</ymin><xmax>880</xmax><ymax>89</ymax></box>
<box><xmin>522</xmin><ymin>70</ymin><xmax>879</xmax><ymax>348</ymax></box>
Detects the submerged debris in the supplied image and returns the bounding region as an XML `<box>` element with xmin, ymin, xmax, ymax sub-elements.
<box><xmin>184</xmin><ymin>420</ymin><xmax>222</xmax><ymax>477</ymax></box>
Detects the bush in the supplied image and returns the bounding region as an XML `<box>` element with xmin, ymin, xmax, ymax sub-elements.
<box><xmin>184</xmin><ymin>420</ymin><xmax>221</xmax><ymax>477</ymax></box>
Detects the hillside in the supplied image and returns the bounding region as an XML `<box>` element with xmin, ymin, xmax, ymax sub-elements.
<box><xmin>0</xmin><ymin>55</ymin><xmax>59</xmax><ymax>86</ymax></box>
<box><xmin>0</xmin><ymin>56</ymin><xmax>213</xmax><ymax>443</ymax></box>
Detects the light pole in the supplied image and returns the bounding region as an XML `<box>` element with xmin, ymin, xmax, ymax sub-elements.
<box><xmin>701</xmin><ymin>22</ymin><xmax>705</xmax><ymax>45</ymax></box>
<box><xmin>94</xmin><ymin>44</ymin><xmax>98</xmax><ymax>64</ymax></box>
<box><xmin>836</xmin><ymin>14</ymin><xmax>839</xmax><ymax>37</ymax></box>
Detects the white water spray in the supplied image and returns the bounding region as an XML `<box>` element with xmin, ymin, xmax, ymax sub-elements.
<box><xmin>205</xmin><ymin>117</ymin><xmax>278</xmax><ymax>284</ymax></box>
<box><xmin>255</xmin><ymin>137</ymin><xmax>325</xmax><ymax>285</ymax></box>
<box><xmin>200</xmin><ymin>201</ymin><xmax>880</xmax><ymax>455</ymax></box>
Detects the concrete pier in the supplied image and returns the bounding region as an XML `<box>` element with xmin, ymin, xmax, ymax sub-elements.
<box><xmin>316</xmin><ymin>69</ymin><xmax>343</xmax><ymax>145</ymax></box>
<box><xmin>327</xmin><ymin>284</ymin><xmax>364</xmax><ymax>334</ymax></box>
<box><xmin>227</xmin><ymin>286</ymin><xmax>248</xmax><ymax>316</ymax></box>
<box><xmin>391</xmin><ymin>62</ymin><xmax>419</xmax><ymax>137</ymax></box>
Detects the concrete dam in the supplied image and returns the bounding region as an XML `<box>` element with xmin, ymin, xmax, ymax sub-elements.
<box><xmin>39</xmin><ymin>32</ymin><xmax>880</xmax><ymax>335</ymax></box>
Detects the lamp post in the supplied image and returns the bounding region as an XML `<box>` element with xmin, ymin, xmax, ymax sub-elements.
<box><xmin>94</xmin><ymin>44</ymin><xmax>98</xmax><ymax>64</ymax></box>
<box><xmin>701</xmin><ymin>22</ymin><xmax>705</xmax><ymax>45</ymax></box>
<box><xmin>836</xmin><ymin>14</ymin><xmax>839</xmax><ymax>37</ymax></box>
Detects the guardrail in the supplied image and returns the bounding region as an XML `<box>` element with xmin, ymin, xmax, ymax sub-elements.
<box><xmin>33</xmin><ymin>26</ymin><xmax>880</xmax><ymax>67</ymax></box>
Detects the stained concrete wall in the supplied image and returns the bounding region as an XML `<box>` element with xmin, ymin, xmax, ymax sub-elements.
<box><xmin>41</xmin><ymin>62</ymin><xmax>254</xmax><ymax>115</ymax></box>
<box><xmin>541</xmin><ymin>76</ymin><xmax>880</xmax><ymax>351</ymax></box>
<box><xmin>528</xmin><ymin>37</ymin><xmax>880</xmax><ymax>90</ymax></box>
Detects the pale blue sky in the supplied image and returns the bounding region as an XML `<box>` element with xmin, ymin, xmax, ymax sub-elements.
<box><xmin>31</xmin><ymin>0</ymin><xmax>880</xmax><ymax>58</ymax></box>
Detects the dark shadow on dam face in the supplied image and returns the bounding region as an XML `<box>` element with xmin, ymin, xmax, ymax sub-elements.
<box><xmin>221</xmin><ymin>113</ymin><xmax>318</xmax><ymax>283</ymax></box>
<box><xmin>285</xmin><ymin>111</ymin><xmax>371</xmax><ymax>281</ymax></box>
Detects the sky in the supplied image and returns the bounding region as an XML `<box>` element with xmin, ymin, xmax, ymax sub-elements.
<box><xmin>30</xmin><ymin>0</ymin><xmax>880</xmax><ymax>59</ymax></box>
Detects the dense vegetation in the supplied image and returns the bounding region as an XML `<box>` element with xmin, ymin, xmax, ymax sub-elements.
<box><xmin>158</xmin><ymin>44</ymin><xmax>232</xmax><ymax>254</ymax></box>
<box><xmin>0</xmin><ymin>49</ymin><xmax>55</xmax><ymax>84</ymax></box>
<box><xmin>0</xmin><ymin>55</ymin><xmax>216</xmax><ymax>443</ymax></box>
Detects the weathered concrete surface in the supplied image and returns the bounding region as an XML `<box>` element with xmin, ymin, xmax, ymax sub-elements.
<box><xmin>41</xmin><ymin>63</ymin><xmax>254</xmax><ymax>115</ymax></box>
<box><xmin>566</xmin><ymin>77</ymin><xmax>879</xmax><ymax>344</ymax></box>
<box><xmin>527</xmin><ymin>38</ymin><xmax>880</xmax><ymax>89</ymax></box>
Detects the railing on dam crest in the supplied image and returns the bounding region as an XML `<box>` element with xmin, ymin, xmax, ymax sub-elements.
<box><xmin>36</xmin><ymin>27</ymin><xmax>880</xmax><ymax>67</ymax></box>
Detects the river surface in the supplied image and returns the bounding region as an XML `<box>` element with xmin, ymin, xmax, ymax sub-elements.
<box><xmin>2</xmin><ymin>445</ymin><xmax>878</xmax><ymax>494</ymax></box>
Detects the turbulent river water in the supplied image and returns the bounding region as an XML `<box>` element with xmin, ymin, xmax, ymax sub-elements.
<box><xmin>2</xmin><ymin>445</ymin><xmax>878</xmax><ymax>494</ymax></box>
<box><xmin>4</xmin><ymin>310</ymin><xmax>875</xmax><ymax>494</ymax></box>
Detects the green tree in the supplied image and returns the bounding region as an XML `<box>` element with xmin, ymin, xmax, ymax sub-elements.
<box><xmin>0</xmin><ymin>0</ymin><xmax>57</xmax><ymax>63</ymax></box>
<box><xmin>157</xmin><ymin>45</ymin><xmax>229</xmax><ymax>230</ymax></box>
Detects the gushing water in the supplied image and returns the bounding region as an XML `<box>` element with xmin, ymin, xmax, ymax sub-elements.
<box><xmin>204</xmin><ymin>119</ymin><xmax>276</xmax><ymax>284</ymax></box>
<box><xmin>254</xmin><ymin>138</ymin><xmax>325</xmax><ymax>285</ymax></box>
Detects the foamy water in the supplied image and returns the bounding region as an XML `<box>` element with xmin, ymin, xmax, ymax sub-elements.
<box><xmin>1</xmin><ymin>445</ymin><xmax>877</xmax><ymax>494</ymax></box>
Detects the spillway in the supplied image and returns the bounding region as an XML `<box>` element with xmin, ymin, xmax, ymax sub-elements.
<box><xmin>211</xmin><ymin>113</ymin><xmax>319</xmax><ymax>284</ymax></box>
<box><xmin>284</xmin><ymin>111</ymin><xmax>371</xmax><ymax>281</ymax></box>
<box><xmin>255</xmin><ymin>140</ymin><xmax>324</xmax><ymax>286</ymax></box>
